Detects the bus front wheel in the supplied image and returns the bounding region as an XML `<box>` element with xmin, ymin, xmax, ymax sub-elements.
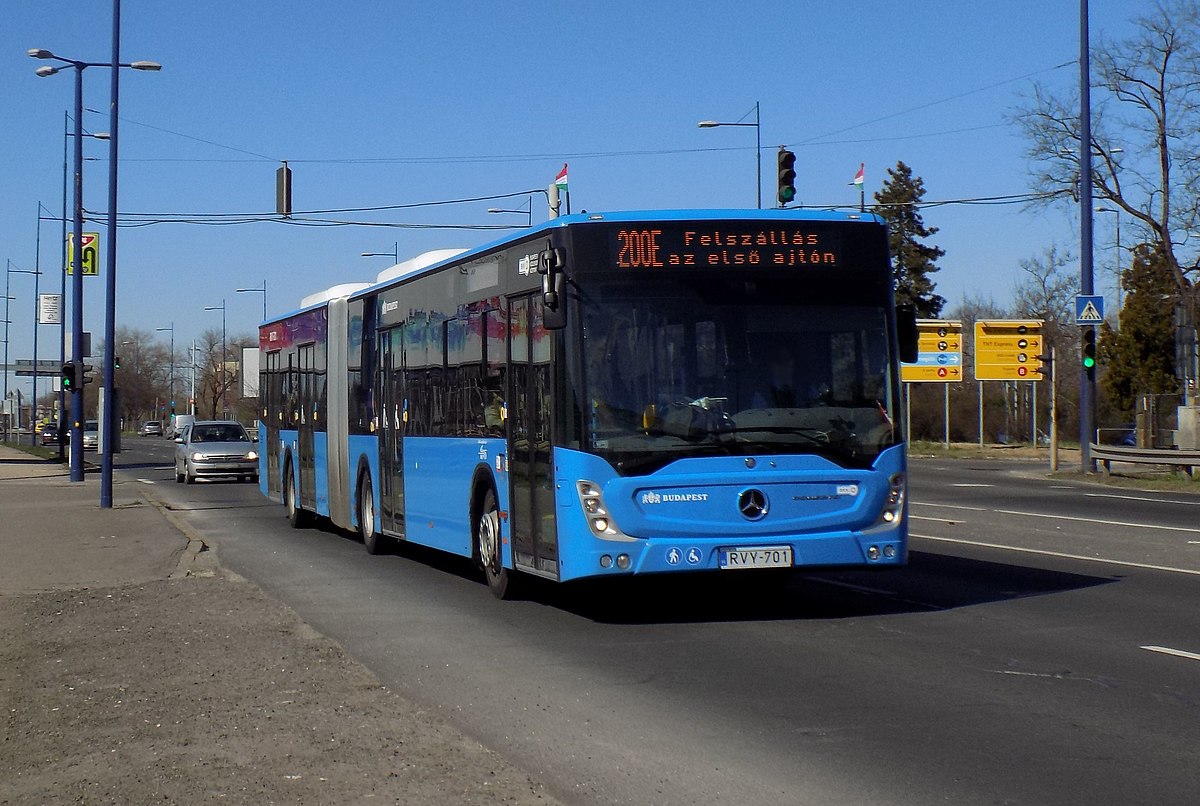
<box><xmin>477</xmin><ymin>488</ymin><xmax>519</xmax><ymax>600</ymax></box>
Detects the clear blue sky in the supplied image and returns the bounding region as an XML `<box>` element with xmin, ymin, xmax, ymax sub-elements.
<box><xmin>1</xmin><ymin>1</ymin><xmax>1136</xmax><ymax>397</ymax></box>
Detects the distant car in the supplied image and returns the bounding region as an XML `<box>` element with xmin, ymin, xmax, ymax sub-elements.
<box><xmin>39</xmin><ymin>423</ymin><xmax>61</xmax><ymax>445</ymax></box>
<box><xmin>174</xmin><ymin>420</ymin><xmax>258</xmax><ymax>484</ymax></box>
<box><xmin>82</xmin><ymin>420</ymin><xmax>100</xmax><ymax>451</ymax></box>
<box><xmin>139</xmin><ymin>420</ymin><xmax>163</xmax><ymax>437</ymax></box>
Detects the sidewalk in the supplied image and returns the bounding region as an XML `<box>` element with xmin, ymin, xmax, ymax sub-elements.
<box><xmin>0</xmin><ymin>444</ymin><xmax>557</xmax><ymax>805</ymax></box>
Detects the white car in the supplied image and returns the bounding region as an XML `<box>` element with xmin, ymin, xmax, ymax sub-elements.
<box><xmin>174</xmin><ymin>421</ymin><xmax>258</xmax><ymax>484</ymax></box>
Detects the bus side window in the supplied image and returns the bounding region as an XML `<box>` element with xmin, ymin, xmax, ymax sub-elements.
<box><xmin>483</xmin><ymin>309</ymin><xmax>507</xmax><ymax>436</ymax></box>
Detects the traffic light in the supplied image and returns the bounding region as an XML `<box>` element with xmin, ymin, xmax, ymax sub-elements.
<box><xmin>1081</xmin><ymin>327</ymin><xmax>1097</xmax><ymax>378</ymax></box>
<box><xmin>777</xmin><ymin>147</ymin><xmax>797</xmax><ymax>206</ymax></box>
<box><xmin>81</xmin><ymin>363</ymin><xmax>96</xmax><ymax>386</ymax></box>
<box><xmin>61</xmin><ymin>362</ymin><xmax>76</xmax><ymax>391</ymax></box>
<box><xmin>114</xmin><ymin>355</ymin><xmax>121</xmax><ymax>370</ymax></box>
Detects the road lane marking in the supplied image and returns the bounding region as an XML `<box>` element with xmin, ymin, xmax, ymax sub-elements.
<box><xmin>911</xmin><ymin>515</ymin><xmax>964</xmax><ymax>524</ymax></box>
<box><xmin>1085</xmin><ymin>492</ymin><xmax>1200</xmax><ymax>507</ymax></box>
<box><xmin>137</xmin><ymin>479</ymin><xmax>155</xmax><ymax>485</ymax></box>
<box><xmin>910</xmin><ymin>532</ymin><xmax>1200</xmax><ymax>576</ymax></box>
<box><xmin>911</xmin><ymin>502</ymin><xmax>988</xmax><ymax>512</ymax></box>
<box><xmin>1141</xmin><ymin>645</ymin><xmax>1200</xmax><ymax>663</ymax></box>
<box><xmin>992</xmin><ymin>508</ymin><xmax>1200</xmax><ymax>534</ymax></box>
<box><xmin>951</xmin><ymin>483</ymin><xmax>993</xmax><ymax>488</ymax></box>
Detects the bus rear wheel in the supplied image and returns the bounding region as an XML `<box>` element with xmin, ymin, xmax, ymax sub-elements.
<box><xmin>285</xmin><ymin>465</ymin><xmax>306</xmax><ymax>529</ymax></box>
<box><xmin>477</xmin><ymin>488</ymin><xmax>519</xmax><ymax>600</ymax></box>
<box><xmin>359</xmin><ymin>473</ymin><xmax>385</xmax><ymax>555</ymax></box>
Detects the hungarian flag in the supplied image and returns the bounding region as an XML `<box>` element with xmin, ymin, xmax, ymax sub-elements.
<box><xmin>555</xmin><ymin>163</ymin><xmax>569</xmax><ymax>191</ymax></box>
<box><xmin>850</xmin><ymin>163</ymin><xmax>865</xmax><ymax>187</ymax></box>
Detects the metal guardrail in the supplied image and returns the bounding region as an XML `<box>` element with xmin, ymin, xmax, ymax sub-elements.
<box><xmin>1089</xmin><ymin>443</ymin><xmax>1200</xmax><ymax>476</ymax></box>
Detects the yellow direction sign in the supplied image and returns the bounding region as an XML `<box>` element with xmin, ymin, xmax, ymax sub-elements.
<box><xmin>901</xmin><ymin>319</ymin><xmax>964</xmax><ymax>383</ymax></box>
<box><xmin>974</xmin><ymin>320</ymin><xmax>1044</xmax><ymax>381</ymax></box>
<box><xmin>65</xmin><ymin>232</ymin><xmax>100</xmax><ymax>276</ymax></box>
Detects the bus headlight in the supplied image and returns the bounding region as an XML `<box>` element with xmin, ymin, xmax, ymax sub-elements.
<box><xmin>877</xmin><ymin>472</ymin><xmax>905</xmax><ymax>525</ymax></box>
<box><xmin>576</xmin><ymin>480</ymin><xmax>634</xmax><ymax>541</ymax></box>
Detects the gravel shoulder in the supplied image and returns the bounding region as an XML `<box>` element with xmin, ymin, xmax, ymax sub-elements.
<box><xmin>0</xmin><ymin>573</ymin><xmax>557</xmax><ymax>805</ymax></box>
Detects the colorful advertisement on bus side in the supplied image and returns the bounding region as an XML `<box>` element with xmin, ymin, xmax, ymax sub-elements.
<box><xmin>260</xmin><ymin>307</ymin><xmax>328</xmax><ymax>350</ymax></box>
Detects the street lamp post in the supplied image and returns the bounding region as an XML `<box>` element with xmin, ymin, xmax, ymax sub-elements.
<box><xmin>361</xmin><ymin>242</ymin><xmax>400</xmax><ymax>262</ymax></box>
<box><xmin>29</xmin><ymin>45</ymin><xmax>159</xmax><ymax>487</ymax></box>
<box><xmin>235</xmin><ymin>281</ymin><xmax>267</xmax><ymax>321</ymax></box>
<box><xmin>487</xmin><ymin>197</ymin><xmax>533</xmax><ymax>227</ymax></box>
<box><xmin>204</xmin><ymin>301</ymin><xmax>227</xmax><ymax>418</ymax></box>
<box><xmin>156</xmin><ymin>323</ymin><xmax>174</xmax><ymax>420</ymax></box>
<box><xmin>53</xmin><ymin>123</ymin><xmax>107</xmax><ymax>458</ymax></box>
<box><xmin>698</xmin><ymin>101</ymin><xmax>762</xmax><ymax>209</ymax></box>
<box><xmin>189</xmin><ymin>340</ymin><xmax>198</xmax><ymax>416</ymax></box>
<box><xmin>1096</xmin><ymin>207</ymin><xmax>1122</xmax><ymax>309</ymax></box>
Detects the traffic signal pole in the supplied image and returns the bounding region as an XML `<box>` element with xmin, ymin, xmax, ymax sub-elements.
<box><xmin>1079</xmin><ymin>0</ymin><xmax>1097</xmax><ymax>473</ymax></box>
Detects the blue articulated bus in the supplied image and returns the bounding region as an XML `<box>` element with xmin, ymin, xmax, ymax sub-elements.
<box><xmin>258</xmin><ymin>209</ymin><xmax>918</xmax><ymax>598</ymax></box>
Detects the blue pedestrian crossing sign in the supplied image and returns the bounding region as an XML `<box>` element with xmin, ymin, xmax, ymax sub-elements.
<box><xmin>1075</xmin><ymin>295</ymin><xmax>1105</xmax><ymax>325</ymax></box>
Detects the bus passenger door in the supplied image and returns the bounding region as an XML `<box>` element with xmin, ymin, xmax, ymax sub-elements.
<box><xmin>265</xmin><ymin>350</ymin><xmax>281</xmax><ymax>499</ymax></box>
<box><xmin>298</xmin><ymin>343</ymin><xmax>317</xmax><ymax>508</ymax></box>
<box><xmin>378</xmin><ymin>328</ymin><xmax>405</xmax><ymax>535</ymax></box>
<box><xmin>507</xmin><ymin>295</ymin><xmax>558</xmax><ymax>577</ymax></box>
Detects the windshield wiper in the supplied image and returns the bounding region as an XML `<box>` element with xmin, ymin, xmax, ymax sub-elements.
<box><xmin>718</xmin><ymin>425</ymin><xmax>831</xmax><ymax>445</ymax></box>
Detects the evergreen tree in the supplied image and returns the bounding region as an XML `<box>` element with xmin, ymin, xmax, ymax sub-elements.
<box><xmin>1100</xmin><ymin>244</ymin><xmax>1180</xmax><ymax>414</ymax></box>
<box><xmin>874</xmin><ymin>161</ymin><xmax>946</xmax><ymax>317</ymax></box>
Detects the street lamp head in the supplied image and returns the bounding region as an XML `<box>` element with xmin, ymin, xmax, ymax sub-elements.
<box><xmin>486</xmin><ymin>208</ymin><xmax>504</xmax><ymax>214</ymax></box>
<box><xmin>203</xmin><ymin>305</ymin><xmax>223</xmax><ymax>311</ymax></box>
<box><xmin>697</xmin><ymin>120</ymin><xmax>719</xmax><ymax>128</ymax></box>
<box><xmin>34</xmin><ymin>66</ymin><xmax>59</xmax><ymax>78</ymax></box>
<box><xmin>130</xmin><ymin>61</ymin><xmax>162</xmax><ymax>71</ymax></box>
<box><xmin>28</xmin><ymin>48</ymin><xmax>55</xmax><ymax>59</ymax></box>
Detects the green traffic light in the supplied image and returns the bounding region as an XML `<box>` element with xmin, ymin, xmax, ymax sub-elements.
<box><xmin>1083</xmin><ymin>356</ymin><xmax>1096</xmax><ymax>369</ymax></box>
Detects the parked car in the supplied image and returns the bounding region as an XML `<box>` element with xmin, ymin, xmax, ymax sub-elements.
<box><xmin>82</xmin><ymin>420</ymin><xmax>100</xmax><ymax>451</ymax></box>
<box><xmin>39</xmin><ymin>422</ymin><xmax>61</xmax><ymax>445</ymax></box>
<box><xmin>174</xmin><ymin>420</ymin><xmax>258</xmax><ymax>484</ymax></box>
<box><xmin>139</xmin><ymin>420</ymin><xmax>164</xmax><ymax>437</ymax></box>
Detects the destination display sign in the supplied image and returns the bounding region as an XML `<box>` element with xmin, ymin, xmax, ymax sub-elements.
<box><xmin>611</xmin><ymin>223</ymin><xmax>844</xmax><ymax>270</ymax></box>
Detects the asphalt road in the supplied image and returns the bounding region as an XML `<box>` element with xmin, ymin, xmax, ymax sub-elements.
<box><xmin>117</xmin><ymin>439</ymin><xmax>1200</xmax><ymax>805</ymax></box>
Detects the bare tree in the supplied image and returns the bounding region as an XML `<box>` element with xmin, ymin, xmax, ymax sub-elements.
<box><xmin>1011</xmin><ymin>244</ymin><xmax>1078</xmax><ymax>354</ymax></box>
<box><xmin>1013</xmin><ymin>0</ymin><xmax>1200</xmax><ymax>285</ymax></box>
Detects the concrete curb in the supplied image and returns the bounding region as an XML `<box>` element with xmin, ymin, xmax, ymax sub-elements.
<box><xmin>138</xmin><ymin>488</ymin><xmax>221</xmax><ymax>579</ymax></box>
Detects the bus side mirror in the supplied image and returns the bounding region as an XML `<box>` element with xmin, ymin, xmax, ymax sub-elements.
<box><xmin>896</xmin><ymin>303</ymin><xmax>918</xmax><ymax>364</ymax></box>
<box><xmin>539</xmin><ymin>246</ymin><xmax>567</xmax><ymax>330</ymax></box>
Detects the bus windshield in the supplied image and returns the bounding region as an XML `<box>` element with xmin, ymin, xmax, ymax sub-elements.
<box><xmin>578</xmin><ymin>275</ymin><xmax>898</xmax><ymax>475</ymax></box>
